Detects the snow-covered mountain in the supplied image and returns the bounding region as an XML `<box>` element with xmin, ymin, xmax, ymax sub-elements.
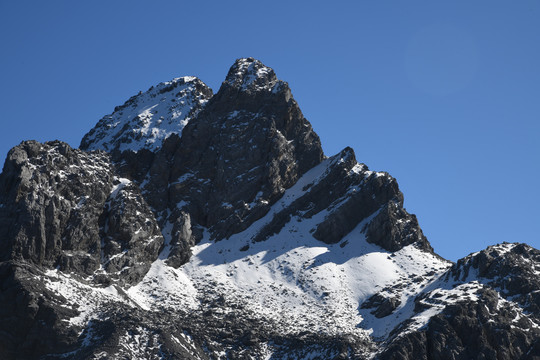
<box><xmin>80</xmin><ymin>76</ymin><xmax>212</xmax><ymax>153</ymax></box>
<box><xmin>1</xmin><ymin>58</ymin><xmax>539</xmax><ymax>360</ymax></box>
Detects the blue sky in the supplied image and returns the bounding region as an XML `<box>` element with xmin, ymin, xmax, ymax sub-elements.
<box><xmin>0</xmin><ymin>1</ymin><xmax>538</xmax><ymax>261</ymax></box>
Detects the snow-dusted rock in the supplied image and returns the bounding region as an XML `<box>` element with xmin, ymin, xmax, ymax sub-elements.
<box><xmin>1</xmin><ymin>59</ymin><xmax>539</xmax><ymax>360</ymax></box>
<box><xmin>80</xmin><ymin>76</ymin><xmax>212</xmax><ymax>153</ymax></box>
<box><xmin>378</xmin><ymin>243</ymin><xmax>540</xmax><ymax>360</ymax></box>
<box><xmin>0</xmin><ymin>141</ymin><xmax>164</xmax><ymax>285</ymax></box>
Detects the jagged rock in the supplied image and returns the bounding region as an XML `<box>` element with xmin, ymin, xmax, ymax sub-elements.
<box><xmin>81</xmin><ymin>58</ymin><xmax>429</xmax><ymax>265</ymax></box>
<box><xmin>364</xmin><ymin>199</ymin><xmax>433</xmax><ymax>253</ymax></box>
<box><xmin>250</xmin><ymin>147</ymin><xmax>364</xmax><ymax>243</ymax></box>
<box><xmin>99</xmin><ymin>179</ymin><xmax>164</xmax><ymax>284</ymax></box>
<box><xmin>0</xmin><ymin>262</ymin><xmax>80</xmax><ymax>360</ymax></box>
<box><xmin>166</xmin><ymin>211</ymin><xmax>197</xmax><ymax>268</ymax></box>
<box><xmin>0</xmin><ymin>140</ymin><xmax>114</xmax><ymax>272</ymax></box>
<box><xmin>0</xmin><ymin>58</ymin><xmax>538</xmax><ymax>360</ymax></box>
<box><xmin>87</xmin><ymin>58</ymin><xmax>325</xmax><ymax>265</ymax></box>
<box><xmin>379</xmin><ymin>244</ymin><xmax>540</xmax><ymax>360</ymax></box>
<box><xmin>379</xmin><ymin>287</ymin><xmax>540</xmax><ymax>360</ymax></box>
<box><xmin>0</xmin><ymin>141</ymin><xmax>163</xmax><ymax>284</ymax></box>
<box><xmin>311</xmin><ymin>149</ymin><xmax>400</xmax><ymax>245</ymax></box>
<box><xmin>361</xmin><ymin>293</ymin><xmax>401</xmax><ymax>318</ymax></box>
<box><xmin>164</xmin><ymin>57</ymin><xmax>324</xmax><ymax>241</ymax></box>
<box><xmin>451</xmin><ymin>243</ymin><xmax>540</xmax><ymax>314</ymax></box>
<box><xmin>249</xmin><ymin>145</ymin><xmax>430</xmax><ymax>253</ymax></box>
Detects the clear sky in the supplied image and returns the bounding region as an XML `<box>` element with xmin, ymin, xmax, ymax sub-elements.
<box><xmin>1</xmin><ymin>1</ymin><xmax>538</xmax><ymax>261</ymax></box>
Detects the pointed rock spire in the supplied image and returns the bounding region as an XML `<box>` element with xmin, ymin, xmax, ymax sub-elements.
<box><xmin>224</xmin><ymin>57</ymin><xmax>279</xmax><ymax>92</ymax></box>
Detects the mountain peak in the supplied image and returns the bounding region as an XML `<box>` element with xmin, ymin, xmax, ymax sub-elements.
<box><xmin>3</xmin><ymin>58</ymin><xmax>539</xmax><ymax>359</ymax></box>
<box><xmin>80</xmin><ymin>76</ymin><xmax>213</xmax><ymax>153</ymax></box>
<box><xmin>224</xmin><ymin>57</ymin><xmax>278</xmax><ymax>91</ymax></box>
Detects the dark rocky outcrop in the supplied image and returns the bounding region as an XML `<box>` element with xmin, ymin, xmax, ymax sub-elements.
<box><xmin>0</xmin><ymin>140</ymin><xmax>114</xmax><ymax>272</ymax></box>
<box><xmin>250</xmin><ymin>146</ymin><xmax>430</xmax><ymax>254</ymax></box>
<box><xmin>0</xmin><ymin>140</ymin><xmax>163</xmax><ymax>284</ymax></box>
<box><xmin>0</xmin><ymin>262</ymin><xmax>80</xmax><ymax>360</ymax></box>
<box><xmin>379</xmin><ymin>287</ymin><xmax>540</xmax><ymax>360</ymax></box>
<box><xmin>361</xmin><ymin>293</ymin><xmax>401</xmax><ymax>318</ymax></box>
<box><xmin>450</xmin><ymin>243</ymin><xmax>540</xmax><ymax>314</ymax></box>
<box><xmin>379</xmin><ymin>244</ymin><xmax>540</xmax><ymax>360</ymax></box>
<box><xmin>364</xmin><ymin>199</ymin><xmax>433</xmax><ymax>253</ymax></box>
<box><xmin>163</xmin><ymin>57</ymin><xmax>324</xmax><ymax>241</ymax></box>
<box><xmin>98</xmin><ymin>179</ymin><xmax>164</xmax><ymax>285</ymax></box>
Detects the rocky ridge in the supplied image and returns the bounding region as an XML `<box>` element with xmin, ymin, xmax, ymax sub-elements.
<box><xmin>0</xmin><ymin>58</ymin><xmax>538</xmax><ymax>359</ymax></box>
<box><xmin>80</xmin><ymin>76</ymin><xmax>213</xmax><ymax>153</ymax></box>
<box><xmin>379</xmin><ymin>243</ymin><xmax>540</xmax><ymax>360</ymax></box>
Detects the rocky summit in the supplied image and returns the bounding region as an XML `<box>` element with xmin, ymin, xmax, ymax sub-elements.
<box><xmin>1</xmin><ymin>57</ymin><xmax>539</xmax><ymax>360</ymax></box>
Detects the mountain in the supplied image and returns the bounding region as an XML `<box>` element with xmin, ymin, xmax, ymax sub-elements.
<box><xmin>80</xmin><ymin>76</ymin><xmax>213</xmax><ymax>153</ymax></box>
<box><xmin>0</xmin><ymin>57</ymin><xmax>539</xmax><ymax>360</ymax></box>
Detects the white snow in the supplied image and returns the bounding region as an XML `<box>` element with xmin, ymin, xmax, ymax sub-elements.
<box><xmin>83</xmin><ymin>76</ymin><xmax>210</xmax><ymax>153</ymax></box>
<box><xmin>127</xmin><ymin>258</ymin><xmax>199</xmax><ymax>312</ymax></box>
<box><xmin>410</xmin><ymin>281</ymin><xmax>483</xmax><ymax>331</ymax></box>
<box><xmin>110</xmin><ymin>177</ymin><xmax>131</xmax><ymax>198</ymax></box>
<box><xmin>33</xmin><ymin>144</ymin><xmax>470</xmax><ymax>358</ymax></box>
<box><xmin>126</xmin><ymin>157</ymin><xmax>451</xmax><ymax>344</ymax></box>
<box><xmin>43</xmin><ymin>269</ymin><xmax>130</xmax><ymax>328</ymax></box>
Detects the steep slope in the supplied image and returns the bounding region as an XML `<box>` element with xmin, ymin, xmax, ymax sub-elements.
<box><xmin>0</xmin><ymin>58</ymin><xmax>539</xmax><ymax>359</ymax></box>
<box><xmin>80</xmin><ymin>76</ymin><xmax>212</xmax><ymax>153</ymax></box>
<box><xmin>379</xmin><ymin>243</ymin><xmax>540</xmax><ymax>359</ymax></box>
<box><xmin>0</xmin><ymin>141</ymin><xmax>166</xmax><ymax>358</ymax></box>
<box><xmin>0</xmin><ymin>141</ymin><xmax>163</xmax><ymax>285</ymax></box>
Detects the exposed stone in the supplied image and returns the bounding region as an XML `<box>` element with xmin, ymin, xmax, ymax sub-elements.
<box><xmin>364</xmin><ymin>199</ymin><xmax>433</xmax><ymax>253</ymax></box>
<box><xmin>361</xmin><ymin>293</ymin><xmax>401</xmax><ymax>318</ymax></box>
<box><xmin>166</xmin><ymin>211</ymin><xmax>197</xmax><ymax>268</ymax></box>
<box><xmin>1</xmin><ymin>58</ymin><xmax>539</xmax><ymax>360</ymax></box>
<box><xmin>99</xmin><ymin>179</ymin><xmax>164</xmax><ymax>284</ymax></box>
<box><xmin>379</xmin><ymin>287</ymin><xmax>540</xmax><ymax>360</ymax></box>
<box><xmin>164</xmin><ymin>58</ymin><xmax>324</xmax><ymax>241</ymax></box>
<box><xmin>0</xmin><ymin>141</ymin><xmax>163</xmax><ymax>285</ymax></box>
<box><xmin>0</xmin><ymin>262</ymin><xmax>80</xmax><ymax>360</ymax></box>
<box><xmin>0</xmin><ymin>140</ymin><xmax>113</xmax><ymax>272</ymax></box>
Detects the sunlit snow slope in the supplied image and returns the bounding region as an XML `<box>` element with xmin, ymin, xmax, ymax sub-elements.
<box><xmin>80</xmin><ymin>76</ymin><xmax>212</xmax><ymax>153</ymax></box>
<box><xmin>127</xmin><ymin>157</ymin><xmax>451</xmax><ymax>342</ymax></box>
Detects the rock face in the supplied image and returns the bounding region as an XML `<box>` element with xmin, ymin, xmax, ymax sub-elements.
<box><xmin>166</xmin><ymin>58</ymin><xmax>324</xmax><ymax>240</ymax></box>
<box><xmin>0</xmin><ymin>140</ymin><xmax>113</xmax><ymax>270</ymax></box>
<box><xmin>378</xmin><ymin>243</ymin><xmax>540</xmax><ymax>360</ymax></box>
<box><xmin>0</xmin><ymin>140</ymin><xmax>164</xmax><ymax>285</ymax></box>
<box><xmin>0</xmin><ymin>262</ymin><xmax>80</xmax><ymax>359</ymax></box>
<box><xmin>0</xmin><ymin>58</ymin><xmax>539</xmax><ymax>359</ymax></box>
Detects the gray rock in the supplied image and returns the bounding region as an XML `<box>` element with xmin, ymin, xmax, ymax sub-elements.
<box><xmin>451</xmin><ymin>243</ymin><xmax>540</xmax><ymax>314</ymax></box>
<box><xmin>0</xmin><ymin>262</ymin><xmax>80</xmax><ymax>360</ymax></box>
<box><xmin>166</xmin><ymin>211</ymin><xmax>196</xmax><ymax>268</ymax></box>
<box><xmin>379</xmin><ymin>288</ymin><xmax>540</xmax><ymax>360</ymax></box>
<box><xmin>0</xmin><ymin>141</ymin><xmax>163</xmax><ymax>284</ymax></box>
<box><xmin>361</xmin><ymin>293</ymin><xmax>401</xmax><ymax>318</ymax></box>
<box><xmin>2</xmin><ymin>58</ymin><xmax>539</xmax><ymax>360</ymax></box>
<box><xmin>0</xmin><ymin>140</ymin><xmax>113</xmax><ymax>273</ymax></box>
<box><xmin>165</xmin><ymin>58</ymin><xmax>324</xmax><ymax>241</ymax></box>
<box><xmin>363</xmin><ymin>199</ymin><xmax>433</xmax><ymax>253</ymax></box>
<box><xmin>379</xmin><ymin>244</ymin><xmax>540</xmax><ymax>360</ymax></box>
<box><xmin>99</xmin><ymin>179</ymin><xmax>164</xmax><ymax>285</ymax></box>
